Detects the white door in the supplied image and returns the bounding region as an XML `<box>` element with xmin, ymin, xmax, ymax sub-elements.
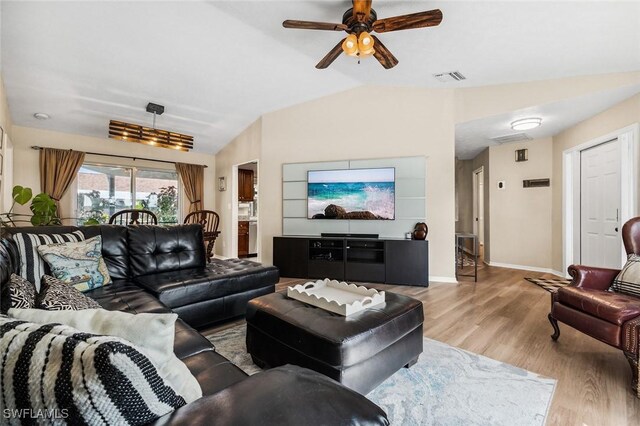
<box><xmin>580</xmin><ymin>139</ymin><xmax>621</xmax><ymax>268</ymax></box>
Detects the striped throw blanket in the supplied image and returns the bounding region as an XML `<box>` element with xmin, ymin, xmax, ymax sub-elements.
<box><xmin>0</xmin><ymin>317</ymin><xmax>186</xmax><ymax>425</ymax></box>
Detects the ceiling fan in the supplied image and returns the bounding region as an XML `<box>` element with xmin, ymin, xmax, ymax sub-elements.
<box><xmin>283</xmin><ymin>0</ymin><xmax>443</xmax><ymax>69</ymax></box>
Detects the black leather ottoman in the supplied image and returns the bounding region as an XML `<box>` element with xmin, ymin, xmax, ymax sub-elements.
<box><xmin>245</xmin><ymin>290</ymin><xmax>424</xmax><ymax>394</ymax></box>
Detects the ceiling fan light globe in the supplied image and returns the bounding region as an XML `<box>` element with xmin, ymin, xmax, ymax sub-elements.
<box><xmin>359</xmin><ymin>49</ymin><xmax>375</xmax><ymax>58</ymax></box>
<box><xmin>342</xmin><ymin>34</ymin><xmax>359</xmax><ymax>56</ymax></box>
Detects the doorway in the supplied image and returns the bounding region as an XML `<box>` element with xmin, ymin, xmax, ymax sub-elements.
<box><xmin>235</xmin><ymin>161</ymin><xmax>259</xmax><ymax>260</ymax></box>
<box><xmin>563</xmin><ymin>124</ymin><xmax>639</xmax><ymax>274</ymax></box>
<box><xmin>472</xmin><ymin>167</ymin><xmax>485</xmax><ymax>260</ymax></box>
<box><xmin>580</xmin><ymin>139</ymin><xmax>621</xmax><ymax>268</ymax></box>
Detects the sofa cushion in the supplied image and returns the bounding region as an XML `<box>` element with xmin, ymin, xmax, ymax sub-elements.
<box><xmin>174</xmin><ymin>318</ymin><xmax>217</xmax><ymax>359</ymax></box>
<box><xmin>0</xmin><ymin>317</ymin><xmax>187</xmax><ymax>425</ymax></box>
<box><xmin>12</xmin><ymin>230</ymin><xmax>84</xmax><ymax>290</ymax></box>
<box><xmin>37</xmin><ymin>236</ymin><xmax>112</xmax><ymax>291</ymax></box>
<box><xmin>38</xmin><ymin>275</ymin><xmax>102</xmax><ymax>310</ymax></box>
<box><xmin>152</xmin><ymin>365</ymin><xmax>389</xmax><ymax>426</ymax></box>
<box><xmin>81</xmin><ymin>225</ymin><xmax>130</xmax><ymax>280</ymax></box>
<box><xmin>180</xmin><ymin>350</ymin><xmax>248</xmax><ymax>397</ymax></box>
<box><xmin>7</xmin><ymin>273</ymin><xmax>36</xmax><ymax>309</ymax></box>
<box><xmin>87</xmin><ymin>280</ymin><xmax>173</xmax><ymax>314</ymax></box>
<box><xmin>8</xmin><ymin>307</ymin><xmax>203</xmax><ymax>404</ymax></box>
<box><xmin>557</xmin><ymin>286</ymin><xmax>640</xmax><ymax>325</ymax></box>
<box><xmin>128</xmin><ymin>225</ymin><xmax>206</xmax><ymax>278</ymax></box>
<box><xmin>134</xmin><ymin>259</ymin><xmax>278</xmax><ymax>309</ymax></box>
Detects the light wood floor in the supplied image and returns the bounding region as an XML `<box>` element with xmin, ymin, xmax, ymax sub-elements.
<box><xmin>205</xmin><ymin>264</ymin><xmax>640</xmax><ymax>425</ymax></box>
<box><xmin>276</xmin><ymin>265</ymin><xmax>640</xmax><ymax>426</ymax></box>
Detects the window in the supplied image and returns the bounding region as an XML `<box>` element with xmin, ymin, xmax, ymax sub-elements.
<box><xmin>76</xmin><ymin>164</ymin><xmax>180</xmax><ymax>225</ymax></box>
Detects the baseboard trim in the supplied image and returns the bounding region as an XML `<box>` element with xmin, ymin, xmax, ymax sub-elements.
<box><xmin>551</xmin><ymin>269</ymin><xmax>569</xmax><ymax>279</ymax></box>
<box><xmin>429</xmin><ymin>276</ymin><xmax>458</xmax><ymax>284</ymax></box>
<box><xmin>487</xmin><ymin>261</ymin><xmax>558</xmax><ymax>275</ymax></box>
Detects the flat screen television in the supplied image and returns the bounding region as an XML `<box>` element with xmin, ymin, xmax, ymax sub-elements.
<box><xmin>307</xmin><ymin>167</ymin><xmax>395</xmax><ymax>220</ymax></box>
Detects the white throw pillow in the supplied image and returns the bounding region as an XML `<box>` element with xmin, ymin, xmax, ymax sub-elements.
<box><xmin>8</xmin><ymin>308</ymin><xmax>202</xmax><ymax>403</ymax></box>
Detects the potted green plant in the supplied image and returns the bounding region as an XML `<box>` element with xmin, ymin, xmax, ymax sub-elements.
<box><xmin>1</xmin><ymin>185</ymin><xmax>99</xmax><ymax>227</ymax></box>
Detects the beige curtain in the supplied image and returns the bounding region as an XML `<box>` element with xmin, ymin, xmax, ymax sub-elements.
<box><xmin>39</xmin><ymin>148</ymin><xmax>86</xmax><ymax>218</ymax></box>
<box><xmin>176</xmin><ymin>162</ymin><xmax>204</xmax><ymax>213</ymax></box>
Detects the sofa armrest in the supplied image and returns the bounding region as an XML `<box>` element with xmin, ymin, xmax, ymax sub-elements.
<box><xmin>568</xmin><ymin>264</ymin><xmax>620</xmax><ymax>291</ymax></box>
<box><xmin>154</xmin><ymin>365</ymin><xmax>389</xmax><ymax>426</ymax></box>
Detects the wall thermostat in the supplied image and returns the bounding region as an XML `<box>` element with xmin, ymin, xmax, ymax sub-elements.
<box><xmin>497</xmin><ymin>181</ymin><xmax>506</xmax><ymax>190</ymax></box>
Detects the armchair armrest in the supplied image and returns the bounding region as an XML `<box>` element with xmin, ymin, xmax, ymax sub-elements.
<box><xmin>568</xmin><ymin>264</ymin><xmax>621</xmax><ymax>291</ymax></box>
<box><xmin>154</xmin><ymin>365</ymin><xmax>389</xmax><ymax>426</ymax></box>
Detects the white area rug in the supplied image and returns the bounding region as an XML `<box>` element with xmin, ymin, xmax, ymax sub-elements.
<box><xmin>206</xmin><ymin>324</ymin><xmax>556</xmax><ymax>425</ymax></box>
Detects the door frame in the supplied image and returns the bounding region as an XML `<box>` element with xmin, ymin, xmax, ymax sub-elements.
<box><xmin>231</xmin><ymin>159</ymin><xmax>260</xmax><ymax>259</ymax></box>
<box><xmin>472</xmin><ymin>166</ymin><xmax>484</xmax><ymax>244</ymax></box>
<box><xmin>562</xmin><ymin>124</ymin><xmax>639</xmax><ymax>276</ymax></box>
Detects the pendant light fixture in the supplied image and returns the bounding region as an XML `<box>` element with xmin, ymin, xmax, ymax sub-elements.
<box><xmin>108</xmin><ymin>103</ymin><xmax>194</xmax><ymax>151</ymax></box>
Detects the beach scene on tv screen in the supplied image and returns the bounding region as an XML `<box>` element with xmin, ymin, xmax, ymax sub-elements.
<box><xmin>308</xmin><ymin>168</ymin><xmax>395</xmax><ymax>220</ymax></box>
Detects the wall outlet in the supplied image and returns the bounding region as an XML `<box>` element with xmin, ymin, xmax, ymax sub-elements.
<box><xmin>497</xmin><ymin>181</ymin><xmax>506</xmax><ymax>190</ymax></box>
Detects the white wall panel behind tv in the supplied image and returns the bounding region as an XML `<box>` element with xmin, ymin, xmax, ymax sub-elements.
<box><xmin>283</xmin><ymin>161</ymin><xmax>349</xmax><ymax>182</ymax></box>
<box><xmin>282</xmin><ymin>181</ymin><xmax>307</xmax><ymax>200</ymax></box>
<box><xmin>283</xmin><ymin>218</ymin><xmax>350</xmax><ymax>236</ymax></box>
<box><xmin>283</xmin><ymin>200</ymin><xmax>307</xmax><ymax>218</ymax></box>
<box><xmin>282</xmin><ymin>156</ymin><xmax>426</xmax><ymax>237</ymax></box>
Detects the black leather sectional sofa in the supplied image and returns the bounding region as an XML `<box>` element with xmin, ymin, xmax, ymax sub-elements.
<box><xmin>0</xmin><ymin>224</ymin><xmax>388</xmax><ymax>425</ymax></box>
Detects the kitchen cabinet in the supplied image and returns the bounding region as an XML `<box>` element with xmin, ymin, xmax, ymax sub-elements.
<box><xmin>238</xmin><ymin>221</ymin><xmax>249</xmax><ymax>257</ymax></box>
<box><xmin>238</xmin><ymin>169</ymin><xmax>254</xmax><ymax>201</ymax></box>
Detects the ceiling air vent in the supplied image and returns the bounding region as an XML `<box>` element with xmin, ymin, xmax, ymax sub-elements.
<box><xmin>433</xmin><ymin>71</ymin><xmax>466</xmax><ymax>83</ymax></box>
<box><xmin>490</xmin><ymin>133</ymin><xmax>533</xmax><ymax>144</ymax></box>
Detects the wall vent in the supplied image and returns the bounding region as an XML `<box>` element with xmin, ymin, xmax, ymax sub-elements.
<box><xmin>490</xmin><ymin>133</ymin><xmax>532</xmax><ymax>144</ymax></box>
<box><xmin>433</xmin><ymin>71</ymin><xmax>466</xmax><ymax>82</ymax></box>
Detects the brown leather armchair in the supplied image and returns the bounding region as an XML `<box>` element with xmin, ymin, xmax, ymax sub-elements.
<box><xmin>549</xmin><ymin>217</ymin><xmax>640</xmax><ymax>395</ymax></box>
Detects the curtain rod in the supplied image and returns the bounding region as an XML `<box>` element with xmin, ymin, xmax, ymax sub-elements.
<box><xmin>30</xmin><ymin>146</ymin><xmax>209</xmax><ymax>168</ymax></box>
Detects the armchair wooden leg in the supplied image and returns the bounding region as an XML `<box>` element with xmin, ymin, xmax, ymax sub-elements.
<box><xmin>548</xmin><ymin>314</ymin><xmax>560</xmax><ymax>341</ymax></box>
<box><xmin>625</xmin><ymin>353</ymin><xmax>639</xmax><ymax>397</ymax></box>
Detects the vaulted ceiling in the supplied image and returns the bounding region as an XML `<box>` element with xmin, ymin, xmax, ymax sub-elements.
<box><xmin>2</xmin><ymin>1</ymin><xmax>639</xmax><ymax>154</ymax></box>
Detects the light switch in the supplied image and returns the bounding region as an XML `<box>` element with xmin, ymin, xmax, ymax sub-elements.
<box><xmin>497</xmin><ymin>181</ymin><xmax>506</xmax><ymax>190</ymax></box>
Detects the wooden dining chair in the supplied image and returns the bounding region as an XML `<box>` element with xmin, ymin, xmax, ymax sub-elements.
<box><xmin>109</xmin><ymin>209</ymin><xmax>158</xmax><ymax>225</ymax></box>
<box><xmin>184</xmin><ymin>210</ymin><xmax>221</xmax><ymax>262</ymax></box>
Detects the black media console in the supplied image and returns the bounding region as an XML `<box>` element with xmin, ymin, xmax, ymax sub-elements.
<box><xmin>273</xmin><ymin>236</ymin><xmax>429</xmax><ymax>287</ymax></box>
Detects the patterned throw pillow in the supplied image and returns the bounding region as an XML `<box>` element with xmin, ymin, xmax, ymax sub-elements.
<box><xmin>612</xmin><ymin>254</ymin><xmax>640</xmax><ymax>297</ymax></box>
<box><xmin>0</xmin><ymin>317</ymin><xmax>187</xmax><ymax>425</ymax></box>
<box><xmin>37</xmin><ymin>235</ymin><xmax>111</xmax><ymax>292</ymax></box>
<box><xmin>13</xmin><ymin>230</ymin><xmax>84</xmax><ymax>290</ymax></box>
<box><xmin>38</xmin><ymin>275</ymin><xmax>102</xmax><ymax>310</ymax></box>
<box><xmin>7</xmin><ymin>273</ymin><xmax>36</xmax><ymax>309</ymax></box>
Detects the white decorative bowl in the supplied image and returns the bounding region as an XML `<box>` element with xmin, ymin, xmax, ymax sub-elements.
<box><xmin>287</xmin><ymin>279</ymin><xmax>386</xmax><ymax>316</ymax></box>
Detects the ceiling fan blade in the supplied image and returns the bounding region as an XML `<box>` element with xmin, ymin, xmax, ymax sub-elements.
<box><xmin>283</xmin><ymin>20</ymin><xmax>348</xmax><ymax>31</ymax></box>
<box><xmin>371</xmin><ymin>35</ymin><xmax>398</xmax><ymax>69</ymax></box>
<box><xmin>316</xmin><ymin>40</ymin><xmax>345</xmax><ymax>69</ymax></box>
<box><xmin>373</xmin><ymin>9</ymin><xmax>443</xmax><ymax>33</ymax></box>
<box><xmin>352</xmin><ymin>0</ymin><xmax>372</xmax><ymax>23</ymax></box>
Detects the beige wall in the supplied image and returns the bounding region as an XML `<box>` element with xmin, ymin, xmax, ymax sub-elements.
<box><xmin>214</xmin><ymin>118</ymin><xmax>261</xmax><ymax>257</ymax></box>
<box><xmin>551</xmin><ymin>94</ymin><xmax>640</xmax><ymax>272</ymax></box>
<box><xmin>0</xmin><ymin>74</ymin><xmax>14</xmax><ymax>212</ymax></box>
<box><xmin>455</xmin><ymin>158</ymin><xmax>474</xmax><ymax>233</ymax></box>
<box><xmin>10</xmin><ymin>126</ymin><xmax>216</xmax><ymax>223</ymax></box>
<box><xmin>489</xmin><ymin>138</ymin><xmax>553</xmax><ymax>269</ymax></box>
<box><xmin>256</xmin><ymin>86</ymin><xmax>457</xmax><ymax>280</ymax></box>
<box><xmin>471</xmin><ymin>148</ymin><xmax>491</xmax><ymax>262</ymax></box>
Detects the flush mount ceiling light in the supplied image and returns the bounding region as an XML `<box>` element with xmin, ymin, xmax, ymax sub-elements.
<box><xmin>511</xmin><ymin>117</ymin><xmax>542</xmax><ymax>131</ymax></box>
<box><xmin>108</xmin><ymin>103</ymin><xmax>193</xmax><ymax>152</ymax></box>
<box><xmin>33</xmin><ymin>113</ymin><xmax>50</xmax><ymax>120</ymax></box>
